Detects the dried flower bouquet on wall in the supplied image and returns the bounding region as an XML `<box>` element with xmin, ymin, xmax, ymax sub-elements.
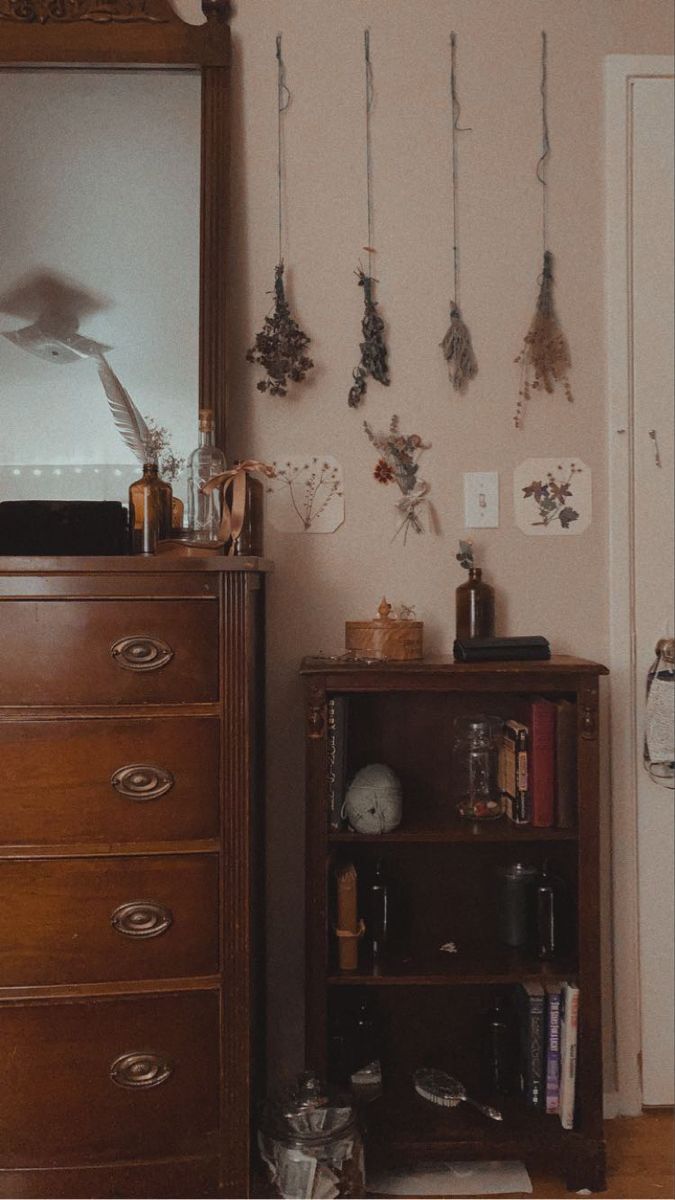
<box><xmin>364</xmin><ymin>415</ymin><xmax>431</xmax><ymax>542</ymax></box>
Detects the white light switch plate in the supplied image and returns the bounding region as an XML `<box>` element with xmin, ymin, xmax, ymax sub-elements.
<box><xmin>464</xmin><ymin>472</ymin><xmax>499</xmax><ymax>528</ymax></box>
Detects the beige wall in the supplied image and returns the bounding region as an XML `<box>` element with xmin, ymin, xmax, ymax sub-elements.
<box><xmin>226</xmin><ymin>1</ymin><xmax>674</xmax><ymax>1086</ymax></box>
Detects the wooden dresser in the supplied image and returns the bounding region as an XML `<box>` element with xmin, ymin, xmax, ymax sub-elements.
<box><xmin>0</xmin><ymin>556</ymin><xmax>269</xmax><ymax>1200</ymax></box>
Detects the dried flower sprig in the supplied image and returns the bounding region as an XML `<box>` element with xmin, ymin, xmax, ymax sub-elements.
<box><xmin>246</xmin><ymin>262</ymin><xmax>314</xmax><ymax>397</ymax></box>
<box><xmin>514</xmin><ymin>251</ymin><xmax>573</xmax><ymax>428</ymax></box>
<box><xmin>269</xmin><ymin>457</ymin><xmax>343</xmax><ymax>531</ymax></box>
<box><xmin>364</xmin><ymin>414</ymin><xmax>430</xmax><ymax>542</ymax></box>
<box><xmin>348</xmin><ymin>270</ymin><xmax>390</xmax><ymax>407</ymax></box>
<box><xmin>456</xmin><ymin>539</ymin><xmax>474</xmax><ymax>570</ymax></box>
<box><xmin>144</xmin><ymin>417</ymin><xmax>184</xmax><ymax>482</ymax></box>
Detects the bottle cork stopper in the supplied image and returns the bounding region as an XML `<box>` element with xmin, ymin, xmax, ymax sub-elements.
<box><xmin>199</xmin><ymin>407</ymin><xmax>215</xmax><ymax>431</ymax></box>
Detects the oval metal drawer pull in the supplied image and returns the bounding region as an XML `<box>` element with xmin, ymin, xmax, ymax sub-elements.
<box><xmin>111</xmin><ymin>764</ymin><xmax>175</xmax><ymax>801</ymax></box>
<box><xmin>110</xmin><ymin>1051</ymin><xmax>173</xmax><ymax>1090</ymax></box>
<box><xmin>111</xmin><ymin>636</ymin><xmax>174</xmax><ymax>672</ymax></box>
<box><xmin>111</xmin><ymin>900</ymin><xmax>173</xmax><ymax>939</ymax></box>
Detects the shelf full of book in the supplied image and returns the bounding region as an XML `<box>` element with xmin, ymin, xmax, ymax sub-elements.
<box><xmin>302</xmin><ymin>656</ymin><xmax>608</xmax><ymax>1193</ymax></box>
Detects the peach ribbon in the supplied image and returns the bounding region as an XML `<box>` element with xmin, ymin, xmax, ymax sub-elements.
<box><xmin>202</xmin><ymin>460</ymin><xmax>276</xmax><ymax>552</ymax></box>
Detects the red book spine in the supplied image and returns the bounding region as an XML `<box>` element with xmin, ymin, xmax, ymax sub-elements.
<box><xmin>530</xmin><ymin>698</ymin><xmax>556</xmax><ymax>827</ymax></box>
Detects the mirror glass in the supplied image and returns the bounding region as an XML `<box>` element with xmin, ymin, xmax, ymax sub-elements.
<box><xmin>0</xmin><ymin>68</ymin><xmax>201</xmax><ymax>507</ymax></box>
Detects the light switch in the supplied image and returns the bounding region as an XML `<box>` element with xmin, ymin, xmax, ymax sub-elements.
<box><xmin>464</xmin><ymin>472</ymin><xmax>499</xmax><ymax>528</ymax></box>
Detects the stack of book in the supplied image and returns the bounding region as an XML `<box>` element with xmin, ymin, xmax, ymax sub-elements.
<box><xmin>517</xmin><ymin>980</ymin><xmax>579</xmax><ymax>1128</ymax></box>
<box><xmin>499</xmin><ymin>698</ymin><xmax>577</xmax><ymax>827</ymax></box>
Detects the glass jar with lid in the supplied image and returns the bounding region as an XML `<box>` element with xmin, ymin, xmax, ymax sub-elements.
<box><xmin>452</xmin><ymin>714</ymin><xmax>503</xmax><ymax>821</ymax></box>
<box><xmin>258</xmin><ymin>1072</ymin><xmax>365</xmax><ymax>1198</ymax></box>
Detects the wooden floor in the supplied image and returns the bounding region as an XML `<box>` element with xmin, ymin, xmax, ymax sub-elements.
<box><xmin>364</xmin><ymin>1111</ymin><xmax>673</xmax><ymax>1200</ymax></box>
<box><xmin>519</xmin><ymin>1111</ymin><xmax>673</xmax><ymax>1199</ymax></box>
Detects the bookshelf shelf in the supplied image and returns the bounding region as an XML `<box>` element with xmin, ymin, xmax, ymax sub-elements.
<box><xmin>328</xmin><ymin>822</ymin><xmax>578</xmax><ymax>845</ymax></box>
<box><xmin>302</xmin><ymin>656</ymin><xmax>608</xmax><ymax>1194</ymax></box>
<box><xmin>327</xmin><ymin>950</ymin><xmax>579</xmax><ymax>987</ymax></box>
<box><xmin>360</xmin><ymin>1082</ymin><xmax>584</xmax><ymax>1164</ymax></box>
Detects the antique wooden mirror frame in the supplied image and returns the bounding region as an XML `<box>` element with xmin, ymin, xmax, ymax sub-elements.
<box><xmin>1</xmin><ymin>0</ymin><xmax>232</xmax><ymax>452</ymax></box>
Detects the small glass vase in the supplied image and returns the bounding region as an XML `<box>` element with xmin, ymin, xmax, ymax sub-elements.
<box><xmin>455</xmin><ymin>567</ymin><xmax>495</xmax><ymax>640</ymax></box>
<box><xmin>129</xmin><ymin>462</ymin><xmax>172</xmax><ymax>554</ymax></box>
<box><xmin>452</xmin><ymin>714</ymin><xmax>503</xmax><ymax>821</ymax></box>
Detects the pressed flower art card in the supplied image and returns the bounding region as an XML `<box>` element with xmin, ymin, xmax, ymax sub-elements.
<box><xmin>266</xmin><ymin>455</ymin><xmax>344</xmax><ymax>534</ymax></box>
<box><xmin>514</xmin><ymin>458</ymin><xmax>591</xmax><ymax>536</ymax></box>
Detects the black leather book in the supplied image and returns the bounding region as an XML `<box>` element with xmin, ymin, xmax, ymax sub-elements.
<box><xmin>453</xmin><ymin>636</ymin><xmax>551</xmax><ymax>663</ymax></box>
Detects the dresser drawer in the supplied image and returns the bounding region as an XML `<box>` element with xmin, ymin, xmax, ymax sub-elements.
<box><xmin>0</xmin><ymin>854</ymin><xmax>219</xmax><ymax>986</ymax></box>
<box><xmin>0</xmin><ymin>991</ymin><xmax>220</xmax><ymax>1169</ymax></box>
<box><xmin>0</xmin><ymin>717</ymin><xmax>220</xmax><ymax>846</ymax></box>
<box><xmin>0</xmin><ymin>599</ymin><xmax>219</xmax><ymax>706</ymax></box>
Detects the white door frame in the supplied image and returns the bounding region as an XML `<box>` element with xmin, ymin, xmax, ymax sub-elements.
<box><xmin>605</xmin><ymin>54</ymin><xmax>674</xmax><ymax>1117</ymax></box>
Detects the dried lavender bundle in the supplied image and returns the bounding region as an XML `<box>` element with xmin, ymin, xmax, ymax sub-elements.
<box><xmin>514</xmin><ymin>251</ymin><xmax>573</xmax><ymax>429</ymax></box>
<box><xmin>347</xmin><ymin>270</ymin><xmax>390</xmax><ymax>408</ymax></box>
<box><xmin>246</xmin><ymin>263</ymin><xmax>313</xmax><ymax>397</ymax></box>
<box><xmin>441</xmin><ymin>302</ymin><xmax>478</xmax><ymax>392</ymax></box>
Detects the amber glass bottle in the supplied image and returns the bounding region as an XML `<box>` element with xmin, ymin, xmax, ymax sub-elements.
<box><xmin>129</xmin><ymin>462</ymin><xmax>172</xmax><ymax>554</ymax></box>
<box><xmin>226</xmin><ymin>473</ymin><xmax>264</xmax><ymax>556</ymax></box>
<box><xmin>455</xmin><ymin>567</ymin><xmax>495</xmax><ymax>639</ymax></box>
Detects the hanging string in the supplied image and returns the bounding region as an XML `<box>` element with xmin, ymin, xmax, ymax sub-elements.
<box><xmin>276</xmin><ymin>33</ymin><xmax>291</xmax><ymax>265</ymax></box>
<box><xmin>449</xmin><ymin>31</ymin><xmax>471</xmax><ymax>307</ymax></box>
<box><xmin>535</xmin><ymin>30</ymin><xmax>550</xmax><ymax>256</ymax></box>
<box><xmin>364</xmin><ymin>29</ymin><xmax>375</xmax><ymax>278</ymax></box>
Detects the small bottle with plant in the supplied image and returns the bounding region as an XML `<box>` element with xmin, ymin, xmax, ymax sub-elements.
<box><xmin>455</xmin><ymin>540</ymin><xmax>495</xmax><ymax>640</ymax></box>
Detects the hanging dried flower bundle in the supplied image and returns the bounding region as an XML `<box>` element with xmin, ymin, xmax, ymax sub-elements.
<box><xmin>514</xmin><ymin>250</ymin><xmax>573</xmax><ymax>428</ymax></box>
<box><xmin>440</xmin><ymin>34</ymin><xmax>478</xmax><ymax>394</ymax></box>
<box><xmin>246</xmin><ymin>262</ymin><xmax>313</xmax><ymax>397</ymax></box>
<box><xmin>441</xmin><ymin>303</ymin><xmax>478</xmax><ymax>393</ymax></box>
<box><xmin>364</xmin><ymin>414</ymin><xmax>430</xmax><ymax>542</ymax></box>
<box><xmin>515</xmin><ymin>34</ymin><xmax>574</xmax><ymax>429</ymax></box>
<box><xmin>348</xmin><ymin>270</ymin><xmax>390</xmax><ymax>407</ymax></box>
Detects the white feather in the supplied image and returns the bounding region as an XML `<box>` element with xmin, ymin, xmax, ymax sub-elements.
<box><xmin>96</xmin><ymin>356</ymin><xmax>150</xmax><ymax>463</ymax></box>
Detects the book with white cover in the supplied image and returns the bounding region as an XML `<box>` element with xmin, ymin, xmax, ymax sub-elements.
<box><xmin>559</xmin><ymin>982</ymin><xmax>580</xmax><ymax>1130</ymax></box>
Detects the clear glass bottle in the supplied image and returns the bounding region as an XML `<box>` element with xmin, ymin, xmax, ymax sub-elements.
<box><xmin>129</xmin><ymin>462</ymin><xmax>172</xmax><ymax>555</ymax></box>
<box><xmin>186</xmin><ymin>408</ymin><xmax>226</xmax><ymax>541</ymax></box>
<box><xmin>452</xmin><ymin>715</ymin><xmax>503</xmax><ymax>821</ymax></box>
<box><xmin>455</xmin><ymin>567</ymin><xmax>495</xmax><ymax>640</ymax></box>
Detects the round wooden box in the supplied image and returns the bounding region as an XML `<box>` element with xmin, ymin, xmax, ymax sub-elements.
<box><xmin>345</xmin><ymin>601</ymin><xmax>423</xmax><ymax>661</ymax></box>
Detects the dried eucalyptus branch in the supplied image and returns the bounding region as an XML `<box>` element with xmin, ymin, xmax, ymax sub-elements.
<box><xmin>441</xmin><ymin>303</ymin><xmax>478</xmax><ymax>392</ymax></box>
<box><xmin>246</xmin><ymin>262</ymin><xmax>314</xmax><ymax>398</ymax></box>
<box><xmin>514</xmin><ymin>251</ymin><xmax>573</xmax><ymax>428</ymax></box>
<box><xmin>348</xmin><ymin>270</ymin><xmax>390</xmax><ymax>408</ymax></box>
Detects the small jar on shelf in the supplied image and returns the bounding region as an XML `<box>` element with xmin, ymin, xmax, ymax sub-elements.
<box><xmin>452</xmin><ymin>715</ymin><xmax>503</xmax><ymax>821</ymax></box>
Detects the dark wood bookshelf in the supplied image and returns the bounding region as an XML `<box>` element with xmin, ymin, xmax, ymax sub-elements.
<box><xmin>302</xmin><ymin>656</ymin><xmax>608</xmax><ymax>1193</ymax></box>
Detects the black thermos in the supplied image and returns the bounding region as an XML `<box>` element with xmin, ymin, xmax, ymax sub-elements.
<box><xmin>497</xmin><ymin>863</ymin><xmax>538</xmax><ymax>947</ymax></box>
